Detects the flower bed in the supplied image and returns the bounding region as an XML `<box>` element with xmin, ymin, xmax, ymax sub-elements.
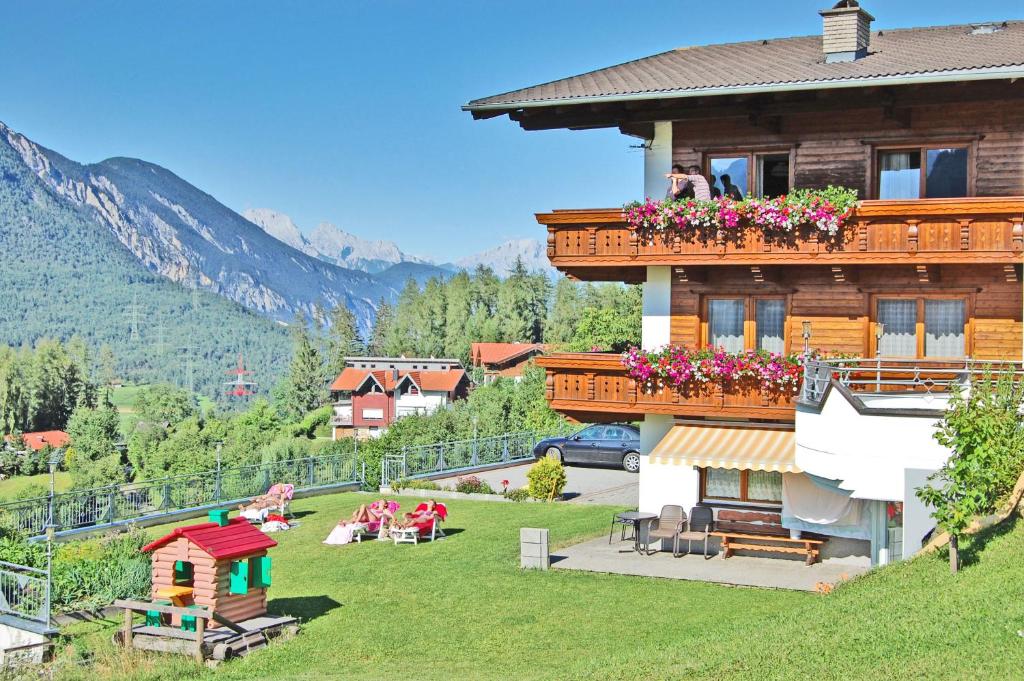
<box><xmin>621</xmin><ymin>346</ymin><xmax>805</xmax><ymax>395</ymax></box>
<box><xmin>623</xmin><ymin>186</ymin><xmax>858</xmax><ymax>238</ymax></box>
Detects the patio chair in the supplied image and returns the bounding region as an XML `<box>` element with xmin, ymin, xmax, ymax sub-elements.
<box><xmin>676</xmin><ymin>505</ymin><xmax>715</xmax><ymax>558</ymax></box>
<box><xmin>267</xmin><ymin>483</ymin><xmax>296</xmax><ymax>519</ymax></box>
<box><xmin>643</xmin><ymin>505</ymin><xmax>687</xmax><ymax>557</ymax></box>
<box><xmin>391</xmin><ymin>502</ymin><xmax>448</xmax><ymax>544</ymax></box>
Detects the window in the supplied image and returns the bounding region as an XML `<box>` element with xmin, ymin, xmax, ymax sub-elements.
<box><xmin>173</xmin><ymin>560</ymin><xmax>194</xmax><ymax>587</ymax></box>
<box><xmin>362</xmin><ymin>408</ymin><xmax>384</xmax><ymax>420</ymax></box>
<box><xmin>702</xmin><ymin>468</ymin><xmax>783</xmax><ymax>503</ymax></box>
<box><xmin>577</xmin><ymin>426</ymin><xmax>606</xmax><ymax>440</ymax></box>
<box><xmin>229</xmin><ymin>557</ymin><xmax>272</xmax><ymax>595</ymax></box>
<box><xmin>876</xmin><ymin>146</ymin><xmax>969</xmax><ymax>199</ymax></box>
<box><xmin>604</xmin><ymin>426</ymin><xmax>629</xmax><ymax>440</ymax></box>
<box><xmin>876</xmin><ymin>297</ymin><xmax>966</xmax><ymax>358</ymax></box>
<box><xmin>706</xmin><ymin>297</ymin><xmax>787</xmax><ymax>353</ymax></box>
<box><xmin>708</xmin><ymin>299</ymin><xmax>745</xmax><ymax>352</ymax></box>
<box><xmin>709</xmin><ymin>152</ymin><xmax>790</xmax><ymax>199</ymax></box>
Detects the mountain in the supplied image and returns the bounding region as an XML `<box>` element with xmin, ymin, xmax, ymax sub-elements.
<box><xmin>308</xmin><ymin>221</ymin><xmax>431</xmax><ymax>273</ymax></box>
<box><xmin>0</xmin><ymin>122</ymin><xmax>292</xmax><ymax>399</ymax></box>
<box><xmin>374</xmin><ymin>261</ymin><xmax>454</xmax><ymax>290</ymax></box>
<box><xmin>241</xmin><ymin>207</ymin><xmax>319</xmax><ymax>258</ymax></box>
<box><xmin>1</xmin><ymin>122</ymin><xmax>386</xmax><ymax>332</ymax></box>
<box><xmin>452</xmin><ymin>238</ymin><xmax>554</xmax><ymax>277</ymax></box>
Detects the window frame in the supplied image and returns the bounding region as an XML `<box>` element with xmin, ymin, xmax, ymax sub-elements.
<box><xmin>869</xmin><ymin>293</ymin><xmax>973</xmax><ymax>359</ymax></box>
<box><xmin>872</xmin><ymin>143</ymin><xmax>974</xmax><ymax>200</ymax></box>
<box><xmin>704</xmin><ymin>148</ymin><xmax>795</xmax><ymax>199</ymax></box>
<box><xmin>701</xmin><ymin>294</ymin><xmax>790</xmax><ymax>353</ymax></box>
<box><xmin>699</xmin><ymin>467</ymin><xmax>783</xmax><ymax>505</ymax></box>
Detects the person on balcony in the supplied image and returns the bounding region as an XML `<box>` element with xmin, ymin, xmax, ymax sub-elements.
<box><xmin>665</xmin><ymin>164</ymin><xmax>712</xmax><ymax>201</ymax></box>
<box><xmin>720</xmin><ymin>173</ymin><xmax>743</xmax><ymax>200</ymax></box>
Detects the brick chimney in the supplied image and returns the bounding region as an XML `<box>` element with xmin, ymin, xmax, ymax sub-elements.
<box><xmin>819</xmin><ymin>1</ymin><xmax>874</xmax><ymax>63</ymax></box>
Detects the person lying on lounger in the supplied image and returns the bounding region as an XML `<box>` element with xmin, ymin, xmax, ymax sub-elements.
<box><xmin>389</xmin><ymin>499</ymin><xmax>440</xmax><ymax>529</ymax></box>
<box><xmin>239</xmin><ymin>489</ymin><xmax>286</xmax><ymax>513</ymax></box>
<box><xmin>341</xmin><ymin>499</ymin><xmax>395</xmax><ymax>527</ymax></box>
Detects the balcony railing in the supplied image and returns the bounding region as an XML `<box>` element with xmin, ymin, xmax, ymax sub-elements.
<box><xmin>538</xmin><ymin>197</ymin><xmax>1024</xmax><ymax>279</ymax></box>
<box><xmin>535</xmin><ymin>353</ymin><xmax>797</xmax><ymax>421</ymax></box>
<box><xmin>799</xmin><ymin>357</ymin><xmax>1024</xmax><ymax>411</ymax></box>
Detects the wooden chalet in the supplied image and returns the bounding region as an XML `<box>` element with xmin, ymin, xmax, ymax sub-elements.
<box><xmin>466</xmin><ymin>2</ymin><xmax>1024</xmax><ymax>566</ymax></box>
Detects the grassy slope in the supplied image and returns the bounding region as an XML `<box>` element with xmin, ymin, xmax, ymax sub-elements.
<box><xmin>56</xmin><ymin>494</ymin><xmax>1024</xmax><ymax>681</ymax></box>
<box><xmin>0</xmin><ymin>471</ymin><xmax>71</xmax><ymax>499</ymax></box>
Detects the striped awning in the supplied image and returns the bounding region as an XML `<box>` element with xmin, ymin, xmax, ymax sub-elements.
<box><xmin>648</xmin><ymin>424</ymin><xmax>800</xmax><ymax>473</ymax></box>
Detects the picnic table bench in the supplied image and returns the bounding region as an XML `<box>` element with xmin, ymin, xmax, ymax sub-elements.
<box><xmin>711</xmin><ymin>526</ymin><xmax>826</xmax><ymax>566</ymax></box>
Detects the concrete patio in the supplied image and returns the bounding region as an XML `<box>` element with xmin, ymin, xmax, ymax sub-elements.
<box><xmin>551</xmin><ymin>536</ymin><xmax>871</xmax><ymax>591</ymax></box>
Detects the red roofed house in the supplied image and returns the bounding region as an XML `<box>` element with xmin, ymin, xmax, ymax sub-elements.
<box><xmin>2</xmin><ymin>430</ymin><xmax>70</xmax><ymax>452</ymax></box>
<box><xmin>329</xmin><ymin>357</ymin><xmax>470</xmax><ymax>439</ymax></box>
<box><xmin>471</xmin><ymin>343</ymin><xmax>546</xmax><ymax>383</ymax></box>
<box><xmin>141</xmin><ymin>512</ymin><xmax>276</xmax><ymax>627</ymax></box>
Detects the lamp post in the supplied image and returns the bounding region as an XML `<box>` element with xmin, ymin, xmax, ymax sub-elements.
<box><xmin>45</xmin><ymin>447</ymin><xmax>64</xmax><ymax>621</ymax></box>
<box><xmin>875</xmin><ymin>322</ymin><xmax>885</xmax><ymax>391</ymax></box>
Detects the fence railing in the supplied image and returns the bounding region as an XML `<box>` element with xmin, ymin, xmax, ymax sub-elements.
<box><xmin>800</xmin><ymin>357</ymin><xmax>1024</xmax><ymax>407</ymax></box>
<box><xmin>382</xmin><ymin>429</ymin><xmax>572</xmax><ymax>486</ymax></box>
<box><xmin>0</xmin><ymin>560</ymin><xmax>49</xmax><ymax>626</ymax></box>
<box><xmin>0</xmin><ymin>453</ymin><xmax>364</xmax><ymax>538</ymax></box>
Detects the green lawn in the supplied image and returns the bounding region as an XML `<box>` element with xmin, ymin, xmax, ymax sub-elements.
<box><xmin>0</xmin><ymin>471</ymin><xmax>72</xmax><ymax>500</ymax></box>
<box><xmin>54</xmin><ymin>493</ymin><xmax>1024</xmax><ymax>680</ymax></box>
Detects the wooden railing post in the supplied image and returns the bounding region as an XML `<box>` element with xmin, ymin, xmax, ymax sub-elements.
<box><xmin>906</xmin><ymin>219</ymin><xmax>920</xmax><ymax>254</ymax></box>
<box><xmin>958</xmin><ymin>219</ymin><xmax>972</xmax><ymax>250</ymax></box>
<box><xmin>1012</xmin><ymin>217</ymin><xmax>1023</xmax><ymax>254</ymax></box>
<box><xmin>586</xmin><ymin>227</ymin><xmax>597</xmax><ymax>255</ymax></box>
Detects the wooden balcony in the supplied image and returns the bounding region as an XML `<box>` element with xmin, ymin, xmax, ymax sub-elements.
<box><xmin>538</xmin><ymin>197</ymin><xmax>1024</xmax><ymax>281</ymax></box>
<box><xmin>535</xmin><ymin>353</ymin><xmax>796</xmax><ymax>422</ymax></box>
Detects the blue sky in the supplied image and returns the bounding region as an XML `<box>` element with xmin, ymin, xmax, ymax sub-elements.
<box><xmin>1</xmin><ymin>1</ymin><xmax>1016</xmax><ymax>260</ymax></box>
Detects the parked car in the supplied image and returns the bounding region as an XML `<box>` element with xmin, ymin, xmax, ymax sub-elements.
<box><xmin>533</xmin><ymin>424</ymin><xmax>641</xmax><ymax>472</ymax></box>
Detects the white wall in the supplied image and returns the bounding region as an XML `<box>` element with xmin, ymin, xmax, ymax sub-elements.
<box><xmin>795</xmin><ymin>391</ymin><xmax>951</xmax><ymax>501</ymax></box>
<box><xmin>395</xmin><ymin>390</ymin><xmax>448</xmax><ymax>418</ymax></box>
<box><xmin>638</xmin><ymin>414</ymin><xmax>700</xmax><ymax>516</ymax></box>
<box><xmin>641</xmin><ymin>266</ymin><xmax>672</xmax><ymax>351</ymax></box>
<box><xmin>643</xmin><ymin>121</ymin><xmax>672</xmax><ymax>200</ymax></box>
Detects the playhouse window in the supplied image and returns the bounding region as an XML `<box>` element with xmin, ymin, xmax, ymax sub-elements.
<box><xmin>174</xmin><ymin>560</ymin><xmax>194</xmax><ymax>587</ymax></box>
<box><xmin>229</xmin><ymin>556</ymin><xmax>272</xmax><ymax>594</ymax></box>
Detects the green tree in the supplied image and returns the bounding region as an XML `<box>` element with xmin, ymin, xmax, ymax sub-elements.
<box><xmin>134</xmin><ymin>384</ymin><xmax>197</xmax><ymax>427</ymax></box>
<box><xmin>546</xmin><ymin>278</ymin><xmax>583</xmax><ymax>346</ymax></box>
<box><xmin>66</xmin><ymin>398</ymin><xmax>123</xmax><ymax>488</ymax></box>
<box><xmin>443</xmin><ymin>272</ymin><xmax>474</xmax><ymax>363</ymax></box>
<box><xmin>96</xmin><ymin>344</ymin><xmax>118</xmax><ymax>388</ymax></box>
<box><xmin>277</xmin><ymin>317</ymin><xmax>326</xmax><ymax>420</ymax></box>
<box><xmin>916</xmin><ymin>373</ymin><xmax>1024</xmax><ymax>573</ymax></box>
<box><xmin>368</xmin><ymin>299</ymin><xmax>394</xmax><ymax>357</ymax></box>
<box><xmin>325</xmin><ymin>303</ymin><xmax>364</xmax><ymax>380</ymax></box>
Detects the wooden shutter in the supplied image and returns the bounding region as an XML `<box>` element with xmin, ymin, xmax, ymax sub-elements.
<box><xmin>252</xmin><ymin>556</ymin><xmax>272</xmax><ymax>588</ymax></box>
<box><xmin>229</xmin><ymin>559</ymin><xmax>249</xmax><ymax>594</ymax></box>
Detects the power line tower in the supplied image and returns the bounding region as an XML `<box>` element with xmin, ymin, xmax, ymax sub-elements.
<box><xmin>224</xmin><ymin>354</ymin><xmax>257</xmax><ymax>399</ymax></box>
<box><xmin>123</xmin><ymin>292</ymin><xmax>142</xmax><ymax>343</ymax></box>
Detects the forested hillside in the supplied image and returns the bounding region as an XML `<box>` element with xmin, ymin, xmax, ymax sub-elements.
<box><xmin>0</xmin><ymin>130</ymin><xmax>292</xmax><ymax>398</ymax></box>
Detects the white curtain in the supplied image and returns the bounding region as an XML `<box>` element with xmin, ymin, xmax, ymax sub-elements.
<box><xmin>925</xmin><ymin>299</ymin><xmax>965</xmax><ymax>357</ymax></box>
<box><xmin>878</xmin><ymin>151</ymin><xmax>920</xmax><ymax>200</ymax></box>
<box><xmin>709</xmin><ymin>299</ymin><xmax>745</xmax><ymax>352</ymax></box>
<box><xmin>705</xmin><ymin>468</ymin><xmax>741</xmax><ymax>498</ymax></box>
<box><xmin>781</xmin><ymin>473</ymin><xmax>869</xmax><ymax>540</ymax></box>
<box><xmin>747</xmin><ymin>470</ymin><xmax>783</xmax><ymax>502</ymax></box>
<box><xmin>878</xmin><ymin>299</ymin><xmax>917</xmax><ymax>357</ymax></box>
<box><xmin>756</xmin><ymin>300</ymin><xmax>785</xmax><ymax>354</ymax></box>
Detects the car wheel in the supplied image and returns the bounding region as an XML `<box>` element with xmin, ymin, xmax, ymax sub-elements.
<box><xmin>622</xmin><ymin>452</ymin><xmax>641</xmax><ymax>473</ymax></box>
<box><xmin>545</xmin><ymin>446</ymin><xmax>562</xmax><ymax>462</ymax></box>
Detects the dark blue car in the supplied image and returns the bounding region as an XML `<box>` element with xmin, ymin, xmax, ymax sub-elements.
<box><xmin>533</xmin><ymin>424</ymin><xmax>641</xmax><ymax>472</ymax></box>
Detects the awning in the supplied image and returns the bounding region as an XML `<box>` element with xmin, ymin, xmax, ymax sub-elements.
<box><xmin>649</xmin><ymin>424</ymin><xmax>800</xmax><ymax>473</ymax></box>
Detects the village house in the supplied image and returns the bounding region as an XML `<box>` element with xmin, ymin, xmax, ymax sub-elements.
<box><xmin>466</xmin><ymin>2</ymin><xmax>1023</xmax><ymax>567</ymax></box>
<box><xmin>2</xmin><ymin>430</ymin><xmax>69</xmax><ymax>453</ymax></box>
<box><xmin>470</xmin><ymin>342</ymin><xmax>546</xmax><ymax>383</ymax></box>
<box><xmin>329</xmin><ymin>357</ymin><xmax>469</xmax><ymax>439</ymax></box>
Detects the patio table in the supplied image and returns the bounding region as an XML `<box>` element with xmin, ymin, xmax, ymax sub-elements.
<box><xmin>611</xmin><ymin>512</ymin><xmax>657</xmax><ymax>553</ymax></box>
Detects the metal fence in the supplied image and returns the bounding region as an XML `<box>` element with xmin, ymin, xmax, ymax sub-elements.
<box><xmin>381</xmin><ymin>429</ymin><xmax>572</xmax><ymax>486</ymax></box>
<box><xmin>0</xmin><ymin>453</ymin><xmax>363</xmax><ymax>538</ymax></box>
<box><xmin>801</xmin><ymin>357</ymin><xmax>1024</xmax><ymax>407</ymax></box>
<box><xmin>0</xmin><ymin>561</ymin><xmax>49</xmax><ymax>625</ymax></box>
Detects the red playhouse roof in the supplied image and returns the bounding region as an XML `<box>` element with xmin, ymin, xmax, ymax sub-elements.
<box><xmin>471</xmin><ymin>342</ymin><xmax>545</xmax><ymax>367</ymax></box>
<box><xmin>141</xmin><ymin>517</ymin><xmax>278</xmax><ymax>560</ymax></box>
<box><xmin>3</xmin><ymin>431</ymin><xmax>70</xmax><ymax>452</ymax></box>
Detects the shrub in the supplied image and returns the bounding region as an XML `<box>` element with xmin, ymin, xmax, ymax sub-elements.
<box><xmin>454</xmin><ymin>475</ymin><xmax>495</xmax><ymax>495</ymax></box>
<box><xmin>13</xmin><ymin>482</ymin><xmax>49</xmax><ymax>501</ymax></box>
<box><xmin>526</xmin><ymin>458</ymin><xmax>567</xmax><ymax>501</ymax></box>
<box><xmin>391</xmin><ymin>478</ymin><xmax>441</xmax><ymax>493</ymax></box>
<box><xmin>504</xmin><ymin>487</ymin><xmax>530</xmax><ymax>502</ymax></box>
<box><xmin>49</xmin><ymin>527</ymin><xmax>151</xmax><ymax>612</ymax></box>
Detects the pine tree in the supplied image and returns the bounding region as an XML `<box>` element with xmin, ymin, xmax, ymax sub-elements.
<box><xmin>279</xmin><ymin>315</ymin><xmax>326</xmax><ymax>419</ymax></box>
<box><xmin>546</xmin><ymin>277</ymin><xmax>582</xmax><ymax>346</ymax></box>
<box><xmin>443</xmin><ymin>271</ymin><xmax>473</xmax><ymax>363</ymax></box>
<box><xmin>368</xmin><ymin>299</ymin><xmax>394</xmax><ymax>356</ymax></box>
<box><xmin>326</xmin><ymin>303</ymin><xmax>364</xmax><ymax>379</ymax></box>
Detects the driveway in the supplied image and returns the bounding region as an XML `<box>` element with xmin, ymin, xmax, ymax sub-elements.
<box><xmin>432</xmin><ymin>462</ymin><xmax>637</xmax><ymax>506</ymax></box>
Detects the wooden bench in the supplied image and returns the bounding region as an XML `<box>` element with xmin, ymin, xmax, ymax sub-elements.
<box><xmin>711</xmin><ymin>531</ymin><xmax>826</xmax><ymax>566</ymax></box>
